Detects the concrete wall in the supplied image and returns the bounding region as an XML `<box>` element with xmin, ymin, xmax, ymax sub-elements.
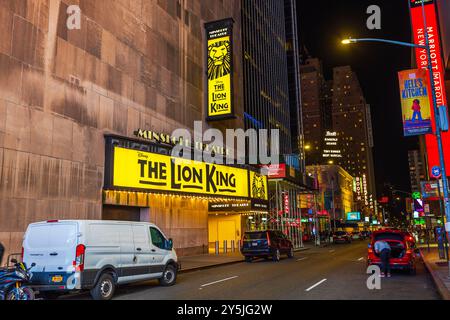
<box><xmin>0</xmin><ymin>0</ymin><xmax>243</xmax><ymax>261</ymax></box>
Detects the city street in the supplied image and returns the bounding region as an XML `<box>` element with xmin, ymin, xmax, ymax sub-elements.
<box><xmin>62</xmin><ymin>241</ymin><xmax>439</xmax><ymax>300</ymax></box>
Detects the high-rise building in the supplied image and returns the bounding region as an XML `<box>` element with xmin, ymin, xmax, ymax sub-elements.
<box><xmin>300</xmin><ymin>58</ymin><xmax>329</xmax><ymax>165</ymax></box>
<box><xmin>331</xmin><ymin>66</ymin><xmax>376</xmax><ymax>215</ymax></box>
<box><xmin>0</xmin><ymin>0</ymin><xmax>253</xmax><ymax>259</ymax></box>
<box><xmin>408</xmin><ymin>150</ymin><xmax>426</xmax><ymax>193</ymax></box>
<box><xmin>284</xmin><ymin>0</ymin><xmax>304</xmax><ymax>163</ymax></box>
<box><xmin>241</xmin><ymin>0</ymin><xmax>292</xmax><ymax>155</ymax></box>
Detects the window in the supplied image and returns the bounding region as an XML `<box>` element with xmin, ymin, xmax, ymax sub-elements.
<box><xmin>150</xmin><ymin>227</ymin><xmax>169</xmax><ymax>250</ymax></box>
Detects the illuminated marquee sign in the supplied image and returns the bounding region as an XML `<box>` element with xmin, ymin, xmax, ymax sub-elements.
<box><xmin>362</xmin><ymin>174</ymin><xmax>369</xmax><ymax>206</ymax></box>
<box><xmin>134</xmin><ymin>129</ymin><xmax>230</xmax><ymax>156</ymax></box>
<box><xmin>111</xmin><ymin>147</ymin><xmax>267</xmax><ymax>200</ymax></box>
<box><xmin>355</xmin><ymin>177</ymin><xmax>362</xmax><ymax>202</ymax></box>
<box><xmin>205</xmin><ymin>18</ymin><xmax>235</xmax><ymax>121</ymax></box>
<box><xmin>410</xmin><ymin>0</ymin><xmax>450</xmax><ymax>174</ymax></box>
<box><xmin>322</xmin><ymin>131</ymin><xmax>342</xmax><ymax>159</ymax></box>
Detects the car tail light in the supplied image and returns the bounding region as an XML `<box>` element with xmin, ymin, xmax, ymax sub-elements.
<box><xmin>266</xmin><ymin>233</ymin><xmax>271</xmax><ymax>246</ymax></box>
<box><xmin>47</xmin><ymin>220</ymin><xmax>59</xmax><ymax>223</ymax></box>
<box><xmin>74</xmin><ymin>244</ymin><xmax>86</xmax><ymax>272</ymax></box>
<box><xmin>21</xmin><ymin>247</ymin><xmax>24</xmax><ymax>260</ymax></box>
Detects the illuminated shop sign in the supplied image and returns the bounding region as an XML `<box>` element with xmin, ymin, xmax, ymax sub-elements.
<box><xmin>410</xmin><ymin>0</ymin><xmax>450</xmax><ymax>174</ymax></box>
<box><xmin>283</xmin><ymin>193</ymin><xmax>290</xmax><ymax>214</ymax></box>
<box><xmin>111</xmin><ymin>147</ymin><xmax>267</xmax><ymax>200</ymax></box>
<box><xmin>205</xmin><ymin>18</ymin><xmax>235</xmax><ymax>121</ymax></box>
<box><xmin>347</xmin><ymin>212</ymin><xmax>361</xmax><ymax>221</ymax></box>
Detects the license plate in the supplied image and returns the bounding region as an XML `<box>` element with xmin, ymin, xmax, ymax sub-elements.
<box><xmin>252</xmin><ymin>242</ymin><xmax>258</xmax><ymax>246</ymax></box>
<box><xmin>52</xmin><ymin>276</ymin><xmax>63</xmax><ymax>283</ymax></box>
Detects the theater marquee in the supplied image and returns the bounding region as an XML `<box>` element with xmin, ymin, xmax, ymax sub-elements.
<box><xmin>109</xmin><ymin>146</ymin><xmax>267</xmax><ymax>200</ymax></box>
<box><xmin>205</xmin><ymin>18</ymin><xmax>235</xmax><ymax>121</ymax></box>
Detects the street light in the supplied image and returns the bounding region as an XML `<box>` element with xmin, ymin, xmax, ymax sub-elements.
<box><xmin>342</xmin><ymin>1</ymin><xmax>450</xmax><ymax>276</ymax></box>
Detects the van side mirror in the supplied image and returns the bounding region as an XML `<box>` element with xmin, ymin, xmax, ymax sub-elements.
<box><xmin>167</xmin><ymin>239</ymin><xmax>173</xmax><ymax>250</ymax></box>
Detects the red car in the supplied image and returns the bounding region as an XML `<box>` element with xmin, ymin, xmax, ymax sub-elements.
<box><xmin>367</xmin><ymin>229</ymin><xmax>418</xmax><ymax>275</ymax></box>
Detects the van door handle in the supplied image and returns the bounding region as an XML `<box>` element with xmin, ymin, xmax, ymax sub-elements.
<box><xmin>136</xmin><ymin>248</ymin><xmax>142</xmax><ymax>251</ymax></box>
<box><xmin>151</xmin><ymin>249</ymin><xmax>156</xmax><ymax>252</ymax></box>
<box><xmin>50</xmin><ymin>252</ymin><xmax>58</xmax><ymax>256</ymax></box>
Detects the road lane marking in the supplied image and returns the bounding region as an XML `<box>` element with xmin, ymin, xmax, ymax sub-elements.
<box><xmin>200</xmin><ymin>276</ymin><xmax>239</xmax><ymax>288</ymax></box>
<box><xmin>329</xmin><ymin>250</ymin><xmax>335</xmax><ymax>253</ymax></box>
<box><xmin>297</xmin><ymin>257</ymin><xmax>308</xmax><ymax>261</ymax></box>
<box><xmin>305</xmin><ymin>279</ymin><xmax>327</xmax><ymax>292</ymax></box>
<box><xmin>358</xmin><ymin>257</ymin><xmax>364</xmax><ymax>261</ymax></box>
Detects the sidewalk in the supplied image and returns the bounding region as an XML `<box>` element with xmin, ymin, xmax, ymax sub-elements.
<box><xmin>179</xmin><ymin>246</ymin><xmax>311</xmax><ymax>273</ymax></box>
<box><xmin>419</xmin><ymin>245</ymin><xmax>450</xmax><ymax>300</ymax></box>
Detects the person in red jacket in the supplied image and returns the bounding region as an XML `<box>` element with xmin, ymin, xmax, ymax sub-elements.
<box><xmin>411</xmin><ymin>99</ymin><xmax>423</xmax><ymax>122</ymax></box>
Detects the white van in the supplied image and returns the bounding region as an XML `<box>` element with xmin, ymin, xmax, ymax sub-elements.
<box><xmin>22</xmin><ymin>220</ymin><xmax>179</xmax><ymax>300</ymax></box>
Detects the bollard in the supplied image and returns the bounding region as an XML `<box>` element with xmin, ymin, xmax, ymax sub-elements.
<box><xmin>238</xmin><ymin>239</ymin><xmax>241</xmax><ymax>252</ymax></box>
<box><xmin>231</xmin><ymin>240</ymin><xmax>235</xmax><ymax>253</ymax></box>
<box><xmin>223</xmin><ymin>240</ymin><xmax>227</xmax><ymax>254</ymax></box>
<box><xmin>215</xmin><ymin>241</ymin><xmax>219</xmax><ymax>255</ymax></box>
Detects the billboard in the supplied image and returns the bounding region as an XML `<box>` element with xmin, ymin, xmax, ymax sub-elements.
<box><xmin>410</xmin><ymin>0</ymin><xmax>450</xmax><ymax>174</ymax></box>
<box><xmin>346</xmin><ymin>212</ymin><xmax>361</xmax><ymax>221</ymax></box>
<box><xmin>398</xmin><ymin>69</ymin><xmax>432</xmax><ymax>136</ymax></box>
<box><xmin>205</xmin><ymin>19</ymin><xmax>235</xmax><ymax>121</ymax></box>
<box><xmin>111</xmin><ymin>146</ymin><xmax>268</xmax><ymax>200</ymax></box>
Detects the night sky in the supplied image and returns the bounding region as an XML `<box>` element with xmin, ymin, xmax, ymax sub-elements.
<box><xmin>297</xmin><ymin>0</ymin><xmax>420</xmax><ymax>196</ymax></box>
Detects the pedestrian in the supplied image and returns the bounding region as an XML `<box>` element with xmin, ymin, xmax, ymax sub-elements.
<box><xmin>0</xmin><ymin>241</ymin><xmax>4</xmax><ymax>267</ymax></box>
<box><xmin>374</xmin><ymin>240</ymin><xmax>391</xmax><ymax>278</ymax></box>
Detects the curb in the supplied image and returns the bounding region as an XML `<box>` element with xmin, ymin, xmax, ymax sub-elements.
<box><xmin>420</xmin><ymin>249</ymin><xmax>450</xmax><ymax>301</ymax></box>
<box><xmin>180</xmin><ymin>259</ymin><xmax>244</xmax><ymax>274</ymax></box>
<box><xmin>180</xmin><ymin>248</ymin><xmax>311</xmax><ymax>273</ymax></box>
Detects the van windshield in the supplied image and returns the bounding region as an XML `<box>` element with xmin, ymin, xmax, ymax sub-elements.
<box><xmin>26</xmin><ymin>223</ymin><xmax>77</xmax><ymax>249</ymax></box>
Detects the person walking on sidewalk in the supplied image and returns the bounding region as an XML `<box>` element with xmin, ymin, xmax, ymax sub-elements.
<box><xmin>375</xmin><ymin>240</ymin><xmax>391</xmax><ymax>278</ymax></box>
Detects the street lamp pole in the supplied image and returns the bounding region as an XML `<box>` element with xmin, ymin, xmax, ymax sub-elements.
<box><xmin>342</xmin><ymin>0</ymin><xmax>450</xmax><ymax>276</ymax></box>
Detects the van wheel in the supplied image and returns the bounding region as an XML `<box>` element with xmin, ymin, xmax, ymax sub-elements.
<box><xmin>90</xmin><ymin>273</ymin><xmax>115</xmax><ymax>300</ymax></box>
<box><xmin>159</xmin><ymin>264</ymin><xmax>177</xmax><ymax>287</ymax></box>
<box><xmin>272</xmin><ymin>249</ymin><xmax>281</xmax><ymax>262</ymax></box>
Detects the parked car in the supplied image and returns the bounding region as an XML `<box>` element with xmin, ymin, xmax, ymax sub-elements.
<box><xmin>351</xmin><ymin>231</ymin><xmax>363</xmax><ymax>241</ymax></box>
<box><xmin>332</xmin><ymin>231</ymin><xmax>352</xmax><ymax>244</ymax></box>
<box><xmin>241</xmin><ymin>230</ymin><xmax>294</xmax><ymax>262</ymax></box>
<box><xmin>367</xmin><ymin>229</ymin><xmax>418</xmax><ymax>275</ymax></box>
<box><xmin>22</xmin><ymin>220</ymin><xmax>179</xmax><ymax>300</ymax></box>
<box><xmin>361</xmin><ymin>231</ymin><xmax>371</xmax><ymax>240</ymax></box>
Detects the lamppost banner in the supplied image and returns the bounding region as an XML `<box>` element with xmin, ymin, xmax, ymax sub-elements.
<box><xmin>205</xmin><ymin>19</ymin><xmax>235</xmax><ymax>121</ymax></box>
<box><xmin>409</xmin><ymin>0</ymin><xmax>449</xmax><ymax>174</ymax></box>
<box><xmin>398</xmin><ymin>69</ymin><xmax>433</xmax><ymax>136</ymax></box>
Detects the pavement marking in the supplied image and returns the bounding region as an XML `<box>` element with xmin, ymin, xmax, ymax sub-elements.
<box><xmin>358</xmin><ymin>257</ymin><xmax>364</xmax><ymax>261</ymax></box>
<box><xmin>297</xmin><ymin>257</ymin><xmax>308</xmax><ymax>261</ymax></box>
<box><xmin>200</xmin><ymin>276</ymin><xmax>239</xmax><ymax>288</ymax></box>
<box><xmin>305</xmin><ymin>279</ymin><xmax>327</xmax><ymax>292</ymax></box>
<box><xmin>329</xmin><ymin>250</ymin><xmax>335</xmax><ymax>253</ymax></box>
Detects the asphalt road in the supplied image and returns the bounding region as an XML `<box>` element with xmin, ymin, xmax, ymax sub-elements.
<box><xmin>62</xmin><ymin>241</ymin><xmax>440</xmax><ymax>300</ymax></box>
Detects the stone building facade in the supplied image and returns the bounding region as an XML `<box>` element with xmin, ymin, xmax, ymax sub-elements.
<box><xmin>0</xmin><ymin>0</ymin><xmax>245</xmax><ymax>259</ymax></box>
